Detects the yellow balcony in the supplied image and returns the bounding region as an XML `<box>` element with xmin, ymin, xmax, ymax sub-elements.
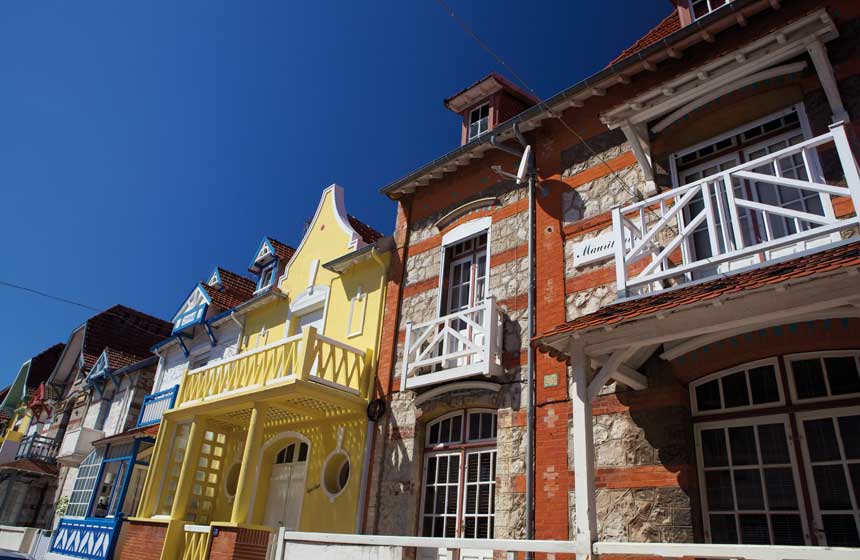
<box><xmin>175</xmin><ymin>326</ymin><xmax>373</xmax><ymax>409</ymax></box>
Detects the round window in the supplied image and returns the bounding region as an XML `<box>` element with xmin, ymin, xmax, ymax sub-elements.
<box><xmin>224</xmin><ymin>463</ymin><xmax>241</xmax><ymax>498</ymax></box>
<box><xmin>322</xmin><ymin>451</ymin><xmax>350</xmax><ymax>498</ymax></box>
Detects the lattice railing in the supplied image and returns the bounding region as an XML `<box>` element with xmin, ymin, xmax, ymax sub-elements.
<box><xmin>401</xmin><ymin>296</ymin><xmax>502</xmax><ymax>389</ymax></box>
<box><xmin>612</xmin><ymin>122</ymin><xmax>860</xmax><ymax>296</ymax></box>
<box><xmin>181</xmin><ymin>525</ymin><xmax>211</xmax><ymax>560</ymax></box>
<box><xmin>176</xmin><ymin>328</ymin><xmax>370</xmax><ymax>406</ymax></box>
<box><xmin>137</xmin><ymin>385</ymin><xmax>178</xmax><ymax>427</ymax></box>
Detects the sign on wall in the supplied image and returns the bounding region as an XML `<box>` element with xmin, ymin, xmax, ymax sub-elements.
<box><xmin>571</xmin><ymin>231</ymin><xmax>631</xmax><ymax>267</ymax></box>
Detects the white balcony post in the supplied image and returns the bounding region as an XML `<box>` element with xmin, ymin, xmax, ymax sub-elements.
<box><xmin>400</xmin><ymin>321</ymin><xmax>412</xmax><ymax>390</ymax></box>
<box><xmin>570</xmin><ymin>339</ymin><xmax>596</xmax><ymax>559</ymax></box>
<box><xmin>701</xmin><ymin>181</ymin><xmax>721</xmax><ymax>257</ymax></box>
<box><xmin>722</xmin><ymin>171</ymin><xmax>746</xmax><ymax>251</ymax></box>
<box><xmin>611</xmin><ymin>206</ymin><xmax>628</xmax><ymax>298</ymax></box>
<box><xmin>483</xmin><ymin>296</ymin><xmax>496</xmax><ymax>368</ymax></box>
<box><xmin>830</xmin><ymin>122</ymin><xmax>860</xmax><ymax>222</ymax></box>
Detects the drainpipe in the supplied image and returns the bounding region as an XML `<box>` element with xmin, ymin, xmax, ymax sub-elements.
<box><xmin>525</xmin><ymin>156</ymin><xmax>537</xmax><ymax>556</ymax></box>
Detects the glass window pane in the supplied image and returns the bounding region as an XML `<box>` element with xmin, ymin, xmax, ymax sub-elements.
<box><xmin>764</xmin><ymin>468</ymin><xmax>798</xmax><ymax>510</ymax></box>
<box><xmin>771</xmin><ymin>515</ymin><xmax>804</xmax><ymax>545</ymax></box>
<box><xmin>838</xmin><ymin>415</ymin><xmax>860</xmax><ymax>460</ymax></box>
<box><xmin>825</xmin><ymin>357</ymin><xmax>860</xmax><ymax>395</ymax></box>
<box><xmin>722</xmin><ymin>372</ymin><xmax>750</xmax><ymax>408</ymax></box>
<box><xmin>448</xmin><ymin>456</ymin><xmax>459</xmax><ymax>484</ymax></box>
<box><xmin>792</xmin><ymin>359</ymin><xmax>827</xmax><ymax>400</ymax></box>
<box><xmin>701</xmin><ymin>429</ymin><xmax>728</xmax><ymax>467</ymax></box>
<box><xmin>804</xmin><ymin>419</ymin><xmax>841</xmax><ymax>462</ymax></box>
<box><xmin>696</xmin><ymin>380</ymin><xmax>721</xmax><ymax>411</ymax></box>
<box><xmin>813</xmin><ymin>465</ymin><xmax>852</xmax><ymax>510</ymax></box>
<box><xmin>480</xmin><ymin>414</ymin><xmax>494</xmax><ymax>440</ymax></box>
<box><xmin>706</xmin><ymin>471</ymin><xmax>735</xmax><ymax>510</ymax></box>
<box><xmin>729</xmin><ymin>426</ymin><xmax>758</xmax><ymax>466</ymax></box>
<box><xmin>710</xmin><ymin>514</ymin><xmax>738</xmax><ymax>543</ymax></box>
<box><xmin>733</xmin><ymin>470</ymin><xmax>764</xmax><ymax>509</ymax></box>
<box><xmin>451</xmin><ymin>415</ymin><xmax>462</xmax><ymax>443</ymax></box>
<box><xmin>748</xmin><ymin>365</ymin><xmax>780</xmax><ymax>404</ymax></box>
<box><xmin>822</xmin><ymin>514</ymin><xmax>860</xmax><ymax>547</ymax></box>
<box><xmin>848</xmin><ymin>464</ymin><xmax>860</xmax><ymax>508</ymax></box>
<box><xmin>757</xmin><ymin>424</ymin><xmax>790</xmax><ymax>464</ymax></box>
<box><xmin>468</xmin><ymin>414</ymin><xmax>480</xmax><ymax>441</ymax></box>
<box><xmin>739</xmin><ymin>514</ymin><xmax>770</xmax><ymax>544</ymax></box>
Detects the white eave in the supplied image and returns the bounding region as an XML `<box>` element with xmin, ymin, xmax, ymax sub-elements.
<box><xmin>380</xmin><ymin>0</ymin><xmax>800</xmax><ymax>199</ymax></box>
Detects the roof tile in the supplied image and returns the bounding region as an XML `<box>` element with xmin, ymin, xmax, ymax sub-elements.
<box><xmin>609</xmin><ymin>11</ymin><xmax>682</xmax><ymax>66</ymax></box>
<box><xmin>348</xmin><ymin>215</ymin><xmax>383</xmax><ymax>244</ymax></box>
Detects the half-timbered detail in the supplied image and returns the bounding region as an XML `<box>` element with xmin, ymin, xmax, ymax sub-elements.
<box><xmin>117</xmin><ymin>184</ymin><xmax>390</xmax><ymax>560</ymax></box>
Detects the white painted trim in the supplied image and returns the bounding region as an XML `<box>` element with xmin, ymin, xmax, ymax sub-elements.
<box><xmin>693</xmin><ymin>414</ymin><xmax>811</xmax><ymax>545</ymax></box>
<box><xmin>413</xmin><ymin>381</ymin><xmax>501</xmax><ymax>408</ymax></box>
<box><xmin>441</xmin><ymin>217</ymin><xmax>492</xmax><ymax>247</ymax></box>
<box><xmin>594</xmin><ymin>541</ymin><xmax>858</xmax><ymax>560</ymax></box>
<box><xmin>183</xmin><ymin>524</ymin><xmax>211</xmax><ymax>534</ymax></box>
<box><xmin>689</xmin><ymin>357</ymin><xmax>785</xmax><ymax>416</ymax></box>
<box><xmin>795</xmin><ymin>405</ymin><xmax>860</xmax><ymax>545</ymax></box>
<box><xmin>784</xmin><ymin>349</ymin><xmax>860</xmax><ymax>405</ymax></box>
<box><xmin>279</xmin><ymin>184</ymin><xmax>365</xmax><ymax>284</ymax></box>
<box><xmin>289</xmin><ymin>286</ymin><xmax>329</xmax><ymax>315</ymax></box>
<box><xmin>320</xmin><ymin>432</ymin><xmax>351</xmax><ymax>503</ymax></box>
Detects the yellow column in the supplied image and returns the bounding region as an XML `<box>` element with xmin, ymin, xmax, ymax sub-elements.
<box><xmin>136</xmin><ymin>416</ymin><xmax>171</xmax><ymax>517</ymax></box>
<box><xmin>159</xmin><ymin>417</ymin><xmax>206</xmax><ymax>560</ymax></box>
<box><xmin>230</xmin><ymin>402</ymin><xmax>267</xmax><ymax>524</ymax></box>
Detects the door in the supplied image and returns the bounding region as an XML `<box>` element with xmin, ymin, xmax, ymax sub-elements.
<box><xmin>294</xmin><ymin>307</ymin><xmax>324</xmax><ymax>375</ymax></box>
<box><xmin>798</xmin><ymin>409</ymin><xmax>860</xmax><ymax>546</ymax></box>
<box><xmin>441</xmin><ymin>235</ymin><xmax>487</xmax><ymax>370</ymax></box>
<box><xmin>264</xmin><ymin>441</ymin><xmax>309</xmax><ymax>530</ymax></box>
<box><xmin>459</xmin><ymin>449</ymin><xmax>496</xmax><ymax>560</ymax></box>
<box><xmin>680</xmin><ymin>155</ymin><xmax>743</xmax><ymax>278</ymax></box>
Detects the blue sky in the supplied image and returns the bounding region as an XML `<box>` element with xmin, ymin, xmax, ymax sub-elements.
<box><xmin>0</xmin><ymin>0</ymin><xmax>668</xmax><ymax>386</ymax></box>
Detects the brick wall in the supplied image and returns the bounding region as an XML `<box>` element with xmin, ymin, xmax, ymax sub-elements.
<box><xmin>208</xmin><ymin>526</ymin><xmax>270</xmax><ymax>560</ymax></box>
<box><xmin>115</xmin><ymin>518</ymin><xmax>167</xmax><ymax>560</ymax></box>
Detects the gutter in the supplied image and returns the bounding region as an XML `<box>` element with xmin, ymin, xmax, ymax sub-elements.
<box><xmin>380</xmin><ymin>0</ymin><xmax>769</xmax><ymax>197</ymax></box>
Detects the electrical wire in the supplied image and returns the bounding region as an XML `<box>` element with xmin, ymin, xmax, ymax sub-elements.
<box><xmin>433</xmin><ymin>0</ymin><xmax>660</xmax><ymax>215</ymax></box>
<box><xmin>0</xmin><ymin>280</ymin><xmax>171</xmax><ymax>340</ymax></box>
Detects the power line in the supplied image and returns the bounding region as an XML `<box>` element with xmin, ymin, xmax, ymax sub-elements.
<box><xmin>0</xmin><ymin>280</ymin><xmax>170</xmax><ymax>340</ymax></box>
<box><xmin>433</xmin><ymin>0</ymin><xmax>655</xmax><ymax>213</ymax></box>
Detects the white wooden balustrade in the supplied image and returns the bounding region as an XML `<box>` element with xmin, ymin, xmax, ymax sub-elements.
<box><xmin>612</xmin><ymin>122</ymin><xmax>860</xmax><ymax>297</ymax></box>
<box><xmin>401</xmin><ymin>297</ymin><xmax>502</xmax><ymax>390</ymax></box>
<box><xmin>274</xmin><ymin>531</ymin><xmax>859</xmax><ymax>560</ymax></box>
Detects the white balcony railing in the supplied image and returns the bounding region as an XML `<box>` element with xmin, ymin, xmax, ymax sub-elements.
<box><xmin>401</xmin><ymin>296</ymin><xmax>502</xmax><ymax>390</ymax></box>
<box><xmin>273</xmin><ymin>531</ymin><xmax>859</xmax><ymax>560</ymax></box>
<box><xmin>612</xmin><ymin>122</ymin><xmax>860</xmax><ymax>297</ymax></box>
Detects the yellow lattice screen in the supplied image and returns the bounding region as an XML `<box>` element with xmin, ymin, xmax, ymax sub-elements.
<box><xmin>185</xmin><ymin>429</ymin><xmax>227</xmax><ymax>524</ymax></box>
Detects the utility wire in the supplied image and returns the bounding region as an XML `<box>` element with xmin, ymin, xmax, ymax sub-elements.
<box><xmin>433</xmin><ymin>0</ymin><xmax>659</xmax><ymax>215</ymax></box>
<box><xmin>0</xmin><ymin>280</ymin><xmax>171</xmax><ymax>340</ymax></box>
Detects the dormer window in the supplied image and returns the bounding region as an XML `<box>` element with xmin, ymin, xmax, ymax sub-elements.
<box><xmin>257</xmin><ymin>264</ymin><xmax>275</xmax><ymax>292</ymax></box>
<box><xmin>468</xmin><ymin>103</ymin><xmax>490</xmax><ymax>141</ymax></box>
<box><xmin>689</xmin><ymin>0</ymin><xmax>729</xmax><ymax>21</ymax></box>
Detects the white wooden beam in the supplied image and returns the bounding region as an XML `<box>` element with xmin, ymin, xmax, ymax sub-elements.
<box><xmin>588</xmin><ymin>347</ymin><xmax>636</xmax><ymax>400</ymax></box>
<box><xmin>590</xmin><ymin>357</ymin><xmax>648</xmax><ymax>391</ymax></box>
<box><xmin>570</xmin><ymin>339</ymin><xmax>596</xmax><ymax>560</ymax></box>
<box><xmin>806</xmin><ymin>39</ymin><xmax>850</xmax><ymax>123</ymax></box>
<box><xmin>620</xmin><ymin>121</ymin><xmax>656</xmax><ymax>194</ymax></box>
<box><xmin>659</xmin><ymin>306</ymin><xmax>860</xmax><ymax>361</ymax></box>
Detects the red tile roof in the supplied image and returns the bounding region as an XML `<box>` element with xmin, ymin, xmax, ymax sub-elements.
<box><xmin>348</xmin><ymin>215</ymin><xmax>384</xmax><ymax>244</ymax></box>
<box><xmin>82</xmin><ymin>305</ymin><xmax>172</xmax><ymax>370</ymax></box>
<box><xmin>26</xmin><ymin>343</ymin><xmax>65</xmax><ymax>389</ymax></box>
<box><xmin>609</xmin><ymin>10</ymin><xmax>682</xmax><ymax>66</ymax></box>
<box><xmin>202</xmin><ymin>267</ymin><xmax>257</xmax><ymax>310</ymax></box>
<box><xmin>268</xmin><ymin>238</ymin><xmax>296</xmax><ymax>262</ymax></box>
<box><xmin>0</xmin><ymin>458</ymin><xmax>59</xmax><ymax>476</ymax></box>
<box><xmin>534</xmin><ymin>241</ymin><xmax>860</xmax><ymax>351</ymax></box>
<box><xmin>94</xmin><ymin>423</ymin><xmax>159</xmax><ymax>447</ymax></box>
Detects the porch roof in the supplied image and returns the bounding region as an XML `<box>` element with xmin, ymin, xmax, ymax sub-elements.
<box><xmin>534</xmin><ymin>240</ymin><xmax>860</xmax><ymax>358</ymax></box>
<box><xmin>0</xmin><ymin>458</ymin><xmax>59</xmax><ymax>476</ymax></box>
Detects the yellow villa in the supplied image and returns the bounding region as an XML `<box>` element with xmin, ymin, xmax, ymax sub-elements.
<box><xmin>117</xmin><ymin>184</ymin><xmax>390</xmax><ymax>560</ymax></box>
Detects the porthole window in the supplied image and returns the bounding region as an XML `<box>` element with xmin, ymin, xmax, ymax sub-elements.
<box><xmin>322</xmin><ymin>451</ymin><xmax>350</xmax><ymax>499</ymax></box>
<box><xmin>224</xmin><ymin>463</ymin><xmax>241</xmax><ymax>499</ymax></box>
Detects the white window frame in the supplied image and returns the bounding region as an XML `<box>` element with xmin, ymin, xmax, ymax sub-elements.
<box><xmin>689</xmin><ymin>358</ymin><xmax>785</xmax><ymax>416</ymax></box>
<box><xmin>256</xmin><ymin>263</ymin><xmax>276</xmax><ymax>293</ymax></box>
<box><xmin>785</xmin><ymin>350</ymin><xmax>860</xmax><ymax>404</ymax></box>
<box><xmin>795</xmin><ymin>405</ymin><xmax>860</xmax><ymax>546</ymax></box>
<box><xmin>436</xmin><ymin>219</ymin><xmax>492</xmax><ymax>319</ymax></box>
<box><xmin>468</xmin><ymin>103</ymin><xmax>490</xmax><ymax>141</ymax></box>
<box><xmin>694</xmin><ymin>414</ymin><xmax>810</xmax><ymax>545</ymax></box>
<box><xmin>688</xmin><ymin>0</ymin><xmax>732</xmax><ymax>21</ymax></box>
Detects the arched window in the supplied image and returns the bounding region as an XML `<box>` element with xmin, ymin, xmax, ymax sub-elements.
<box><xmin>275</xmin><ymin>442</ymin><xmax>309</xmax><ymax>465</ymax></box>
<box><xmin>420</xmin><ymin>410</ymin><xmax>497</xmax><ymax>540</ymax></box>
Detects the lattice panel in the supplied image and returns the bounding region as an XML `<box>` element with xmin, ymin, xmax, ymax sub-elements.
<box><xmin>185</xmin><ymin>429</ymin><xmax>227</xmax><ymax>524</ymax></box>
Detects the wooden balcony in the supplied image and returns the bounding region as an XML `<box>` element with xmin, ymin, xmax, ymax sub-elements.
<box><xmin>401</xmin><ymin>297</ymin><xmax>503</xmax><ymax>390</ymax></box>
<box><xmin>612</xmin><ymin>122</ymin><xmax>860</xmax><ymax>297</ymax></box>
<box><xmin>137</xmin><ymin>385</ymin><xmax>179</xmax><ymax>427</ymax></box>
<box><xmin>15</xmin><ymin>435</ymin><xmax>58</xmax><ymax>463</ymax></box>
<box><xmin>175</xmin><ymin>326</ymin><xmax>372</xmax><ymax>408</ymax></box>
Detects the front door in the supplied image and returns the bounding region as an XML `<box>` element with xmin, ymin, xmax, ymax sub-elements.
<box><xmin>264</xmin><ymin>441</ymin><xmax>309</xmax><ymax>530</ymax></box>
